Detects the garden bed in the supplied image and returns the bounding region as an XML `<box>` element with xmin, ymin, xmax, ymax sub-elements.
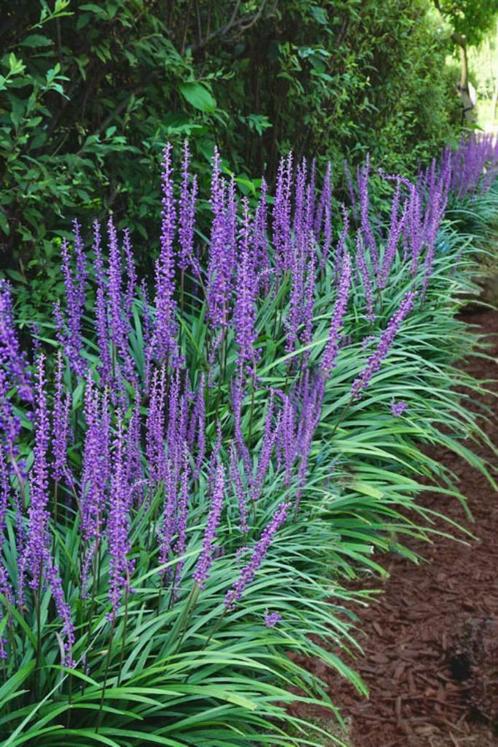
<box><xmin>293</xmin><ymin>309</ymin><xmax>498</xmax><ymax>746</ymax></box>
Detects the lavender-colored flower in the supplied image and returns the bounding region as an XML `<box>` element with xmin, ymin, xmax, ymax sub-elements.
<box><xmin>295</xmin><ymin>373</ymin><xmax>325</xmax><ymax>509</ymax></box>
<box><xmin>107</xmin><ymin>217</ymin><xmax>136</xmax><ymax>385</ymax></box>
<box><xmin>351</xmin><ymin>291</ymin><xmax>416</xmax><ymax>400</ymax></box>
<box><xmin>229</xmin><ymin>443</ymin><xmax>248</xmax><ymax>533</ymax></box>
<box><xmin>191</xmin><ymin>374</ymin><xmax>206</xmax><ymax>479</ymax></box>
<box><xmin>107</xmin><ymin>416</ymin><xmax>132</xmax><ymax>619</ymax></box>
<box><xmin>355</xmin><ymin>235</ymin><xmax>375</xmax><ymax>322</ymax></box>
<box><xmin>317</xmin><ymin>162</ymin><xmax>332</xmax><ymax>268</ymax></box>
<box><xmin>391</xmin><ymin>400</ymin><xmax>408</xmax><ymax>416</ymax></box>
<box><xmin>0</xmin><ymin>279</ymin><xmax>32</xmax><ymax>401</ymax></box>
<box><xmin>378</xmin><ymin>180</ymin><xmax>406</xmax><ymax>290</ymax></box>
<box><xmin>146</xmin><ymin>366</ymin><xmax>167</xmax><ymax>482</ymax></box>
<box><xmin>251</xmin><ymin>392</ymin><xmax>278</xmax><ymax>502</ymax></box>
<box><xmin>72</xmin><ymin>220</ymin><xmax>87</xmax><ymax>310</ymax></box>
<box><xmin>0</xmin><ymin>368</ymin><xmax>22</xmax><ymax>457</ymax></box>
<box><xmin>92</xmin><ymin>222</ymin><xmax>112</xmax><ymax>385</ymax></box>
<box><xmin>206</xmin><ymin>148</ymin><xmax>232</xmax><ymax>330</ymax></box>
<box><xmin>44</xmin><ymin>557</ymin><xmax>75</xmax><ymax>667</ymax></box>
<box><xmin>224</xmin><ymin>500</ymin><xmax>290</xmax><ymax>610</ymax></box>
<box><xmin>178</xmin><ymin>140</ymin><xmax>198</xmax><ymax>273</ymax></box>
<box><xmin>159</xmin><ymin>457</ymin><xmax>179</xmax><ymax>579</ymax></box>
<box><xmin>264</xmin><ymin>609</ymin><xmax>282</xmax><ymax>627</ymax></box>
<box><xmin>301</xmin><ymin>230</ymin><xmax>317</xmax><ymax>350</ymax></box>
<box><xmin>52</xmin><ymin>351</ymin><xmax>71</xmax><ymax>484</ymax></box>
<box><xmin>60</xmin><ymin>239</ymin><xmax>85</xmax><ymax>375</ymax></box>
<box><xmin>234</xmin><ymin>199</ymin><xmax>258</xmax><ymax>365</ymax></box>
<box><xmin>192</xmin><ymin>456</ymin><xmax>225</xmax><ymax>589</ymax></box>
<box><xmin>19</xmin><ymin>355</ymin><xmax>50</xmax><ymax>596</ymax></box>
<box><xmin>358</xmin><ymin>156</ymin><xmax>378</xmax><ymax>272</ymax></box>
<box><xmin>232</xmin><ymin>375</ymin><xmax>251</xmax><ymax>476</ymax></box>
<box><xmin>334</xmin><ymin>204</ymin><xmax>350</xmax><ymax>279</ymax></box>
<box><xmin>152</xmin><ymin>143</ymin><xmax>177</xmax><ymax>362</ymax></box>
<box><xmin>80</xmin><ymin>382</ymin><xmax>111</xmax><ymax>594</ymax></box>
<box><xmin>272</xmin><ymin>152</ymin><xmax>293</xmax><ymax>274</ymax></box>
<box><xmin>276</xmin><ymin>392</ymin><xmax>297</xmax><ymax>487</ymax></box>
<box><xmin>321</xmin><ymin>251</ymin><xmax>352</xmax><ymax>375</ymax></box>
<box><xmin>172</xmin><ymin>448</ymin><xmax>190</xmax><ymax>594</ymax></box>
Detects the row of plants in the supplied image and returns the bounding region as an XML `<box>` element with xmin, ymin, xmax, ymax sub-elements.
<box><xmin>0</xmin><ymin>133</ymin><xmax>497</xmax><ymax>746</ymax></box>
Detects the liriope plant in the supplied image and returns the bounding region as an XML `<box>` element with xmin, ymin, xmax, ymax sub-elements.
<box><xmin>0</xmin><ymin>135</ymin><xmax>496</xmax><ymax>746</ymax></box>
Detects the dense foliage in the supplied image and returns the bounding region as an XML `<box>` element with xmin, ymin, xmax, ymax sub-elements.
<box><xmin>0</xmin><ymin>0</ymin><xmax>465</xmax><ymax>273</ymax></box>
<box><xmin>0</xmin><ymin>133</ymin><xmax>496</xmax><ymax>745</ymax></box>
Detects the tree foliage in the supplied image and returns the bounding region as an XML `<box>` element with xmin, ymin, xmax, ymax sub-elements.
<box><xmin>0</xmin><ymin>0</ymin><xmax>463</xmax><ymax>271</ymax></box>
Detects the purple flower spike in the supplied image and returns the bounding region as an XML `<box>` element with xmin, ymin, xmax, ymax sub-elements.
<box><xmin>224</xmin><ymin>500</ymin><xmax>290</xmax><ymax>610</ymax></box>
<box><xmin>178</xmin><ymin>140</ymin><xmax>198</xmax><ymax>273</ymax></box>
<box><xmin>107</xmin><ymin>416</ymin><xmax>132</xmax><ymax>619</ymax></box>
<box><xmin>321</xmin><ymin>251</ymin><xmax>352</xmax><ymax>376</ymax></box>
<box><xmin>20</xmin><ymin>354</ymin><xmax>50</xmax><ymax>596</ymax></box>
<box><xmin>52</xmin><ymin>351</ymin><xmax>71</xmax><ymax>484</ymax></box>
<box><xmin>152</xmin><ymin>143</ymin><xmax>177</xmax><ymax>362</ymax></box>
<box><xmin>251</xmin><ymin>391</ymin><xmax>278</xmax><ymax>502</ymax></box>
<box><xmin>391</xmin><ymin>400</ymin><xmax>408</xmax><ymax>416</ymax></box>
<box><xmin>0</xmin><ymin>279</ymin><xmax>33</xmax><ymax>402</ymax></box>
<box><xmin>229</xmin><ymin>443</ymin><xmax>248</xmax><ymax>533</ymax></box>
<box><xmin>264</xmin><ymin>610</ymin><xmax>282</xmax><ymax>628</ymax></box>
<box><xmin>192</xmin><ymin>456</ymin><xmax>225</xmax><ymax>589</ymax></box>
<box><xmin>351</xmin><ymin>291</ymin><xmax>416</xmax><ymax>400</ymax></box>
<box><xmin>355</xmin><ymin>235</ymin><xmax>375</xmax><ymax>323</ymax></box>
<box><xmin>60</xmin><ymin>239</ymin><xmax>86</xmax><ymax>375</ymax></box>
<box><xmin>234</xmin><ymin>199</ymin><xmax>257</xmax><ymax>366</ymax></box>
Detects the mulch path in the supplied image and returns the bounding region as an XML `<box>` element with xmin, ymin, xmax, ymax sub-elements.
<box><xmin>294</xmin><ymin>310</ymin><xmax>498</xmax><ymax>746</ymax></box>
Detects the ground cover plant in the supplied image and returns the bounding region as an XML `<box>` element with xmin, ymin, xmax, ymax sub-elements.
<box><xmin>0</xmin><ymin>134</ymin><xmax>497</xmax><ymax>746</ymax></box>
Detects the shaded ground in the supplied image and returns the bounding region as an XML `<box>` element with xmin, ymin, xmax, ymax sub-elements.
<box><xmin>294</xmin><ymin>310</ymin><xmax>498</xmax><ymax>746</ymax></box>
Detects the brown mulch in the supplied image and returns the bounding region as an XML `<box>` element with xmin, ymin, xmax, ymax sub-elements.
<box><xmin>294</xmin><ymin>310</ymin><xmax>498</xmax><ymax>746</ymax></box>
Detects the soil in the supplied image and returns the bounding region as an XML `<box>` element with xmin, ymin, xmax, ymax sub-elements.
<box><xmin>294</xmin><ymin>310</ymin><xmax>498</xmax><ymax>746</ymax></box>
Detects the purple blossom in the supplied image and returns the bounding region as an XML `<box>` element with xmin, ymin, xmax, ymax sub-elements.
<box><xmin>232</xmin><ymin>375</ymin><xmax>251</xmax><ymax>476</ymax></box>
<box><xmin>251</xmin><ymin>392</ymin><xmax>278</xmax><ymax>502</ymax></box>
<box><xmin>295</xmin><ymin>373</ymin><xmax>325</xmax><ymax>509</ymax></box>
<box><xmin>44</xmin><ymin>557</ymin><xmax>75</xmax><ymax>667</ymax></box>
<box><xmin>334</xmin><ymin>205</ymin><xmax>350</xmax><ymax>279</ymax></box>
<box><xmin>19</xmin><ymin>355</ymin><xmax>50</xmax><ymax>597</ymax></box>
<box><xmin>0</xmin><ymin>279</ymin><xmax>32</xmax><ymax>402</ymax></box>
<box><xmin>206</xmin><ymin>148</ymin><xmax>232</xmax><ymax>330</ymax></box>
<box><xmin>192</xmin><ymin>374</ymin><xmax>206</xmax><ymax>479</ymax></box>
<box><xmin>317</xmin><ymin>162</ymin><xmax>332</xmax><ymax>268</ymax></box>
<box><xmin>391</xmin><ymin>400</ymin><xmax>408</xmax><ymax>416</ymax></box>
<box><xmin>146</xmin><ymin>366</ymin><xmax>167</xmax><ymax>482</ymax></box>
<box><xmin>378</xmin><ymin>180</ymin><xmax>405</xmax><ymax>290</ymax></box>
<box><xmin>80</xmin><ymin>379</ymin><xmax>110</xmax><ymax>592</ymax></box>
<box><xmin>224</xmin><ymin>500</ymin><xmax>290</xmax><ymax>610</ymax></box>
<box><xmin>60</xmin><ymin>238</ymin><xmax>85</xmax><ymax>375</ymax></box>
<box><xmin>234</xmin><ymin>199</ymin><xmax>257</xmax><ymax>365</ymax></box>
<box><xmin>358</xmin><ymin>156</ymin><xmax>378</xmax><ymax>272</ymax></box>
<box><xmin>272</xmin><ymin>153</ymin><xmax>293</xmax><ymax>273</ymax></box>
<box><xmin>107</xmin><ymin>416</ymin><xmax>132</xmax><ymax>619</ymax></box>
<box><xmin>264</xmin><ymin>610</ymin><xmax>282</xmax><ymax>628</ymax></box>
<box><xmin>351</xmin><ymin>291</ymin><xmax>416</xmax><ymax>400</ymax></box>
<box><xmin>159</xmin><ymin>458</ymin><xmax>179</xmax><ymax>579</ymax></box>
<box><xmin>229</xmin><ymin>443</ymin><xmax>248</xmax><ymax>533</ymax></box>
<box><xmin>178</xmin><ymin>140</ymin><xmax>198</xmax><ymax>273</ymax></box>
<box><xmin>321</xmin><ymin>251</ymin><xmax>352</xmax><ymax>375</ymax></box>
<box><xmin>92</xmin><ymin>221</ymin><xmax>112</xmax><ymax>385</ymax></box>
<box><xmin>173</xmin><ymin>448</ymin><xmax>190</xmax><ymax>594</ymax></box>
<box><xmin>52</xmin><ymin>351</ymin><xmax>71</xmax><ymax>484</ymax></box>
<box><xmin>152</xmin><ymin>143</ymin><xmax>177</xmax><ymax>362</ymax></box>
<box><xmin>355</xmin><ymin>235</ymin><xmax>375</xmax><ymax>322</ymax></box>
<box><xmin>107</xmin><ymin>217</ymin><xmax>135</xmax><ymax>384</ymax></box>
<box><xmin>192</xmin><ymin>456</ymin><xmax>225</xmax><ymax>589</ymax></box>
